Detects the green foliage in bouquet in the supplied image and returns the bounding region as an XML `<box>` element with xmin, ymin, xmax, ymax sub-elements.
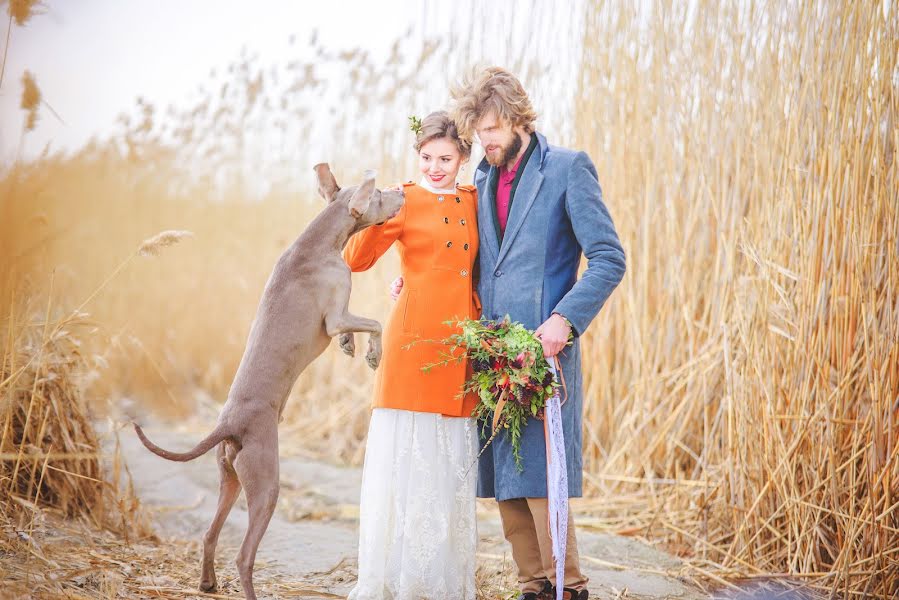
<box><xmin>424</xmin><ymin>316</ymin><xmax>564</xmax><ymax>471</ymax></box>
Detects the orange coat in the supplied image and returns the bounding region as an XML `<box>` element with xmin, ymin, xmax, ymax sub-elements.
<box><xmin>343</xmin><ymin>182</ymin><xmax>481</xmax><ymax>417</ymax></box>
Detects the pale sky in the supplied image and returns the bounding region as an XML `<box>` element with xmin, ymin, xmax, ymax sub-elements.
<box><xmin>0</xmin><ymin>1</ymin><xmax>429</xmax><ymax>161</ymax></box>
<box><xmin>0</xmin><ymin>1</ymin><xmax>584</xmax><ymax>167</ymax></box>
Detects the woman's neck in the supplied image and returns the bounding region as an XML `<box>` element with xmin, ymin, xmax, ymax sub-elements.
<box><xmin>418</xmin><ymin>176</ymin><xmax>457</xmax><ymax>194</ymax></box>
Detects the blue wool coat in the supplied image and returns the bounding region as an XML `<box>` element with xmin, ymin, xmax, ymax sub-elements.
<box><xmin>475</xmin><ymin>132</ymin><xmax>626</xmax><ymax>501</ymax></box>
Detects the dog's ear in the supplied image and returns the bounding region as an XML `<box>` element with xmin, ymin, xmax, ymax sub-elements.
<box><xmin>313</xmin><ymin>163</ymin><xmax>340</xmax><ymax>202</ymax></box>
<box><xmin>348</xmin><ymin>170</ymin><xmax>376</xmax><ymax>218</ymax></box>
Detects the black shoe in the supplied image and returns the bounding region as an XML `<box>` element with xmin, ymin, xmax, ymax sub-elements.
<box><xmin>516</xmin><ymin>580</ymin><xmax>554</xmax><ymax>600</ymax></box>
<box><xmin>558</xmin><ymin>587</ymin><xmax>589</xmax><ymax>600</ymax></box>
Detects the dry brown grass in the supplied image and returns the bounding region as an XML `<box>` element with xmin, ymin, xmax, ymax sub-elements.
<box><xmin>1</xmin><ymin>304</ymin><xmax>102</xmax><ymax>522</ymax></box>
<box><xmin>1</xmin><ymin>168</ymin><xmax>190</xmax><ymax>595</ymax></box>
<box><xmin>0</xmin><ymin>297</ymin><xmax>159</xmax><ymax>596</ymax></box>
<box><xmin>0</xmin><ymin>510</ymin><xmax>353</xmax><ymax>599</ymax></box>
<box><xmin>566</xmin><ymin>1</ymin><xmax>898</xmax><ymax>597</ymax></box>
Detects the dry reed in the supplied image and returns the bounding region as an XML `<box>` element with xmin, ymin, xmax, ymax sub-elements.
<box><xmin>19</xmin><ymin>69</ymin><xmax>39</xmax><ymax>131</ymax></box>
<box><xmin>566</xmin><ymin>1</ymin><xmax>898</xmax><ymax>597</ymax></box>
<box><xmin>0</xmin><ymin>218</ymin><xmax>191</xmax><ymax>594</ymax></box>
<box><xmin>0</xmin><ymin>297</ymin><xmax>157</xmax><ymax>596</ymax></box>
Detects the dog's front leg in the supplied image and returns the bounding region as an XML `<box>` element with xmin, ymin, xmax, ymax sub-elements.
<box><xmin>337</xmin><ymin>333</ymin><xmax>355</xmax><ymax>357</ymax></box>
<box><xmin>326</xmin><ymin>312</ymin><xmax>382</xmax><ymax>369</ymax></box>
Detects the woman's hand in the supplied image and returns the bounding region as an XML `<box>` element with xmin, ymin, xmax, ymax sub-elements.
<box><xmin>383</xmin><ymin>183</ymin><xmax>403</xmax><ymax>192</ymax></box>
<box><xmin>390</xmin><ymin>276</ymin><xmax>404</xmax><ymax>301</ymax></box>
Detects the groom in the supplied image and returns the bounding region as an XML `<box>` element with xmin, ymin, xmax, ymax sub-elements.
<box><xmin>451</xmin><ymin>67</ymin><xmax>626</xmax><ymax>600</ymax></box>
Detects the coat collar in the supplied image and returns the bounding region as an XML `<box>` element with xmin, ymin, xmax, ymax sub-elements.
<box><xmin>476</xmin><ymin>131</ymin><xmax>548</xmax><ymax>177</ymax></box>
<box><xmin>417</xmin><ymin>176</ymin><xmax>459</xmax><ymax>195</ymax></box>
<box><xmin>476</xmin><ymin>132</ymin><xmax>549</xmax><ymax>267</ymax></box>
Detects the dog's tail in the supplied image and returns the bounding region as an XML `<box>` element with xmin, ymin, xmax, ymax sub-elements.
<box><xmin>132</xmin><ymin>421</ymin><xmax>231</xmax><ymax>462</ymax></box>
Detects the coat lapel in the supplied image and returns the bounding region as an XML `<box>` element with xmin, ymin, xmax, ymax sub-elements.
<box><xmin>476</xmin><ymin>163</ymin><xmax>500</xmax><ymax>264</ymax></box>
<box><xmin>495</xmin><ymin>139</ymin><xmax>546</xmax><ymax>267</ymax></box>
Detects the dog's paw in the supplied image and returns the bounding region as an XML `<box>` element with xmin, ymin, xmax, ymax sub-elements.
<box><xmin>338</xmin><ymin>333</ymin><xmax>355</xmax><ymax>357</ymax></box>
<box><xmin>365</xmin><ymin>335</ymin><xmax>381</xmax><ymax>369</ymax></box>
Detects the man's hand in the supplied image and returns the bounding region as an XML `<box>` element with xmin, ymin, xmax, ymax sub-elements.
<box><xmin>534</xmin><ymin>313</ymin><xmax>571</xmax><ymax>358</ymax></box>
<box><xmin>390</xmin><ymin>276</ymin><xmax>404</xmax><ymax>301</ymax></box>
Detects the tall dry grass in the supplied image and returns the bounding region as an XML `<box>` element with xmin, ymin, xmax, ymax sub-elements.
<box><xmin>0</xmin><ymin>248</ymin><xmax>159</xmax><ymax>597</ymax></box>
<box><xmin>0</xmin><ymin>294</ymin><xmax>152</xmax><ymax>532</ymax></box>
<box><xmin>1</xmin><ymin>32</ymin><xmax>459</xmax><ymax>461</ymax></box>
<box><xmin>565</xmin><ymin>1</ymin><xmax>897</xmax><ymax>597</ymax></box>
<box><xmin>1</xmin><ymin>0</ymin><xmax>896</xmax><ymax>597</ymax></box>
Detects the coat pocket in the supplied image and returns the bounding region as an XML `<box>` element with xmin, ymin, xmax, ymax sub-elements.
<box><xmin>402</xmin><ymin>289</ymin><xmax>418</xmax><ymax>335</ymax></box>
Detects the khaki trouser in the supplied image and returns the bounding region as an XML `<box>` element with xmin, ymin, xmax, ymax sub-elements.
<box><xmin>498</xmin><ymin>497</ymin><xmax>588</xmax><ymax>593</ymax></box>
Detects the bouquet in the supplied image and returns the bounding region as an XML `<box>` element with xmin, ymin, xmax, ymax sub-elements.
<box><xmin>425</xmin><ymin>315</ymin><xmax>573</xmax><ymax>598</ymax></box>
<box><xmin>423</xmin><ymin>316</ymin><xmax>563</xmax><ymax>471</ymax></box>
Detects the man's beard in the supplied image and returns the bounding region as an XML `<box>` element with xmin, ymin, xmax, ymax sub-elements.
<box><xmin>486</xmin><ymin>132</ymin><xmax>523</xmax><ymax>168</ymax></box>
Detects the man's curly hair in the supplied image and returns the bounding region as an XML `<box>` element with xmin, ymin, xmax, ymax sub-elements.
<box><xmin>450</xmin><ymin>67</ymin><xmax>537</xmax><ymax>141</ymax></box>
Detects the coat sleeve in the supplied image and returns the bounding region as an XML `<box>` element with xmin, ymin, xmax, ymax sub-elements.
<box><xmin>342</xmin><ymin>203</ymin><xmax>407</xmax><ymax>272</ymax></box>
<box><xmin>552</xmin><ymin>151</ymin><xmax>626</xmax><ymax>336</ymax></box>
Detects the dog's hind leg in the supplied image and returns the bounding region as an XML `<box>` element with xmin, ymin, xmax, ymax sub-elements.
<box><xmin>200</xmin><ymin>443</ymin><xmax>242</xmax><ymax>592</ymax></box>
<box><xmin>232</xmin><ymin>433</ymin><xmax>279</xmax><ymax>600</ymax></box>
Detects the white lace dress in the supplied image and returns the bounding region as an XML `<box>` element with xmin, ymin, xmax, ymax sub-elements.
<box><xmin>348</xmin><ymin>408</ymin><xmax>479</xmax><ymax>600</ymax></box>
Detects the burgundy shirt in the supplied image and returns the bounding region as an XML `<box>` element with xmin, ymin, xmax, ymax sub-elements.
<box><xmin>495</xmin><ymin>151</ymin><xmax>527</xmax><ymax>235</ymax></box>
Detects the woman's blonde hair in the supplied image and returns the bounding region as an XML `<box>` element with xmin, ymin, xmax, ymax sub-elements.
<box><xmin>414</xmin><ymin>111</ymin><xmax>472</xmax><ymax>158</ymax></box>
<box><xmin>450</xmin><ymin>67</ymin><xmax>537</xmax><ymax>140</ymax></box>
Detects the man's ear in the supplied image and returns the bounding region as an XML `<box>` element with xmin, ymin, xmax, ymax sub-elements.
<box><xmin>313</xmin><ymin>163</ymin><xmax>340</xmax><ymax>202</ymax></box>
<box><xmin>348</xmin><ymin>170</ymin><xmax>376</xmax><ymax>218</ymax></box>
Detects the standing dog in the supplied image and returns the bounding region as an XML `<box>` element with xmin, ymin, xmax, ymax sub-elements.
<box><xmin>133</xmin><ymin>165</ymin><xmax>403</xmax><ymax>600</ymax></box>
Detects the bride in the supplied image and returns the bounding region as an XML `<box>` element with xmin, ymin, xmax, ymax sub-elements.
<box><xmin>343</xmin><ymin>110</ymin><xmax>482</xmax><ymax>599</ymax></box>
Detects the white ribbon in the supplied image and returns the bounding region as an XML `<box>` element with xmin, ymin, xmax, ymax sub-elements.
<box><xmin>546</xmin><ymin>361</ymin><xmax>568</xmax><ymax>600</ymax></box>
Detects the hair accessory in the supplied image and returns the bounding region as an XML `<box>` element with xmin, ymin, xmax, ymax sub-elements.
<box><xmin>408</xmin><ymin>115</ymin><xmax>423</xmax><ymax>136</ymax></box>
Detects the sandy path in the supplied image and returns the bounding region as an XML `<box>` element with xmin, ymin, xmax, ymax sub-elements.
<box><xmin>114</xmin><ymin>420</ymin><xmax>705</xmax><ymax>600</ymax></box>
